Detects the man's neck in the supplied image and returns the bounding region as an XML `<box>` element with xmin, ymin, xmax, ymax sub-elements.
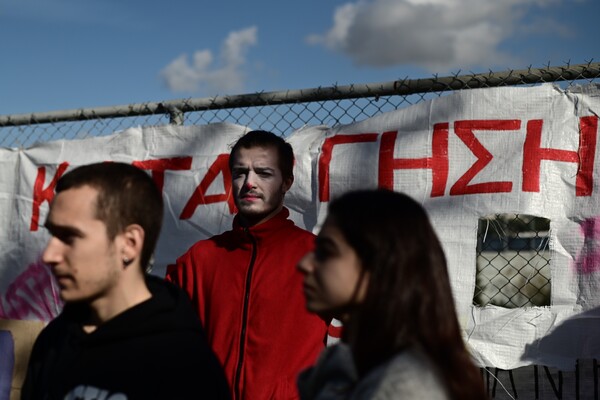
<box><xmin>239</xmin><ymin>205</ymin><xmax>284</xmax><ymax>228</ymax></box>
<box><xmin>83</xmin><ymin>276</ymin><xmax>151</xmax><ymax>333</ymax></box>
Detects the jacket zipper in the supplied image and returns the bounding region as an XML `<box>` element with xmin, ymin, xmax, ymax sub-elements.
<box><xmin>233</xmin><ymin>229</ymin><xmax>257</xmax><ymax>400</ymax></box>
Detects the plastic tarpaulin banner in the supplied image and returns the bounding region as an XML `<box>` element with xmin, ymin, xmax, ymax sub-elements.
<box><xmin>1</xmin><ymin>83</ymin><xmax>600</xmax><ymax>371</ymax></box>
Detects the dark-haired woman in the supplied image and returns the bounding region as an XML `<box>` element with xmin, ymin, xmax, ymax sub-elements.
<box><xmin>297</xmin><ymin>189</ymin><xmax>487</xmax><ymax>399</ymax></box>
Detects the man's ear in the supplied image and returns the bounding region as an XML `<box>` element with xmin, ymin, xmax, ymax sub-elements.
<box><xmin>120</xmin><ymin>224</ymin><xmax>145</xmax><ymax>267</ymax></box>
<box><xmin>282</xmin><ymin>176</ymin><xmax>294</xmax><ymax>193</ymax></box>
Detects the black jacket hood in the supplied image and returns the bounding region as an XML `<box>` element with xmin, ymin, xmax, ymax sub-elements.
<box><xmin>61</xmin><ymin>274</ymin><xmax>204</xmax><ymax>345</ymax></box>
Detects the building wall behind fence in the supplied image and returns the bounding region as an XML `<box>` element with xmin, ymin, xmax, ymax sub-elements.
<box><xmin>1</xmin><ymin>62</ymin><xmax>600</xmax><ymax>399</ymax></box>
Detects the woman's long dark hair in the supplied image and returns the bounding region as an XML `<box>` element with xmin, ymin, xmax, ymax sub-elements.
<box><xmin>327</xmin><ymin>189</ymin><xmax>486</xmax><ymax>400</ymax></box>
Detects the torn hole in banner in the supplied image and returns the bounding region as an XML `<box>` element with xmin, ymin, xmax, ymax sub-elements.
<box><xmin>474</xmin><ymin>214</ymin><xmax>551</xmax><ymax>308</ymax></box>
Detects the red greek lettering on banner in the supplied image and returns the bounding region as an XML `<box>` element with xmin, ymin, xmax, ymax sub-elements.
<box><xmin>450</xmin><ymin>120</ymin><xmax>520</xmax><ymax>195</ymax></box>
<box><xmin>30</xmin><ymin>162</ymin><xmax>69</xmax><ymax>231</ymax></box>
<box><xmin>523</xmin><ymin>116</ymin><xmax>598</xmax><ymax>196</ymax></box>
<box><xmin>318</xmin><ymin>134</ymin><xmax>379</xmax><ymax>202</ymax></box>
<box><xmin>180</xmin><ymin>154</ymin><xmax>235</xmax><ymax>219</ymax></box>
<box><xmin>132</xmin><ymin>156</ymin><xmax>193</xmax><ymax>193</ymax></box>
<box><xmin>378</xmin><ymin>124</ymin><xmax>449</xmax><ymax>197</ymax></box>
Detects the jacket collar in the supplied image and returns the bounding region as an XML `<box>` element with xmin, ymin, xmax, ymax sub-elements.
<box><xmin>232</xmin><ymin>207</ymin><xmax>292</xmax><ymax>239</ymax></box>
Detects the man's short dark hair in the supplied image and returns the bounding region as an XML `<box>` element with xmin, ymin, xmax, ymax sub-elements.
<box><xmin>55</xmin><ymin>162</ymin><xmax>163</xmax><ymax>271</ymax></box>
<box><xmin>229</xmin><ymin>130</ymin><xmax>295</xmax><ymax>180</ymax></box>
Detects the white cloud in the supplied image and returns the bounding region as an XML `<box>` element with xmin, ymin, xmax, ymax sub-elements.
<box><xmin>161</xmin><ymin>26</ymin><xmax>258</xmax><ymax>94</ymax></box>
<box><xmin>307</xmin><ymin>0</ymin><xmax>571</xmax><ymax>72</ymax></box>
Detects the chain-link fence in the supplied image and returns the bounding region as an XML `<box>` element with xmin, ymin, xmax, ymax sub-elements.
<box><xmin>2</xmin><ymin>61</ymin><xmax>600</xmax><ymax>398</ymax></box>
<box><xmin>2</xmin><ymin>62</ymin><xmax>599</xmax><ymax>147</ymax></box>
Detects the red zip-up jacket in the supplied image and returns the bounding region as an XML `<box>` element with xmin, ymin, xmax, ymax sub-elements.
<box><xmin>166</xmin><ymin>208</ymin><xmax>328</xmax><ymax>400</ymax></box>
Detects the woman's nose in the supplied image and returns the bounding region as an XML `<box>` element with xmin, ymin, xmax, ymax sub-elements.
<box><xmin>297</xmin><ymin>252</ymin><xmax>315</xmax><ymax>275</ymax></box>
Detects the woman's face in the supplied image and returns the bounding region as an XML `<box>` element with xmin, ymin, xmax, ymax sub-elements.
<box><xmin>297</xmin><ymin>217</ymin><xmax>367</xmax><ymax>320</ymax></box>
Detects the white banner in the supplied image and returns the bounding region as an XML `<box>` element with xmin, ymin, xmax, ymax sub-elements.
<box><xmin>1</xmin><ymin>83</ymin><xmax>600</xmax><ymax>371</ymax></box>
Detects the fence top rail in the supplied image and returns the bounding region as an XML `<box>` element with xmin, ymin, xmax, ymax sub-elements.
<box><xmin>1</xmin><ymin>61</ymin><xmax>598</xmax><ymax>128</ymax></box>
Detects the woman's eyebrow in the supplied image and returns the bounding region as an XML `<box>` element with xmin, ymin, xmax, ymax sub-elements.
<box><xmin>315</xmin><ymin>236</ymin><xmax>336</xmax><ymax>248</ymax></box>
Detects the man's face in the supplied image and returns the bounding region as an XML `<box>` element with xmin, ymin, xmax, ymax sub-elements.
<box><xmin>231</xmin><ymin>146</ymin><xmax>292</xmax><ymax>226</ymax></box>
<box><xmin>42</xmin><ymin>185</ymin><xmax>124</xmax><ymax>305</ymax></box>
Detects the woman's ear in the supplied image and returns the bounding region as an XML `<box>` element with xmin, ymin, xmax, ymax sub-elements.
<box><xmin>120</xmin><ymin>224</ymin><xmax>145</xmax><ymax>268</ymax></box>
<box><xmin>354</xmin><ymin>270</ymin><xmax>370</xmax><ymax>304</ymax></box>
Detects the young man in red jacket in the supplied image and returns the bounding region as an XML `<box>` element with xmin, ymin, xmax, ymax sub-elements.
<box><xmin>167</xmin><ymin>130</ymin><xmax>328</xmax><ymax>400</ymax></box>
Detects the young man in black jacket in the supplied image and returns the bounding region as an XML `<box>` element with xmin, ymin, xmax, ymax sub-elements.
<box><xmin>22</xmin><ymin>162</ymin><xmax>230</xmax><ymax>400</ymax></box>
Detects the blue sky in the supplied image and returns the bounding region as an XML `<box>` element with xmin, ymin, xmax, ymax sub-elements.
<box><xmin>1</xmin><ymin>0</ymin><xmax>598</xmax><ymax>116</ymax></box>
